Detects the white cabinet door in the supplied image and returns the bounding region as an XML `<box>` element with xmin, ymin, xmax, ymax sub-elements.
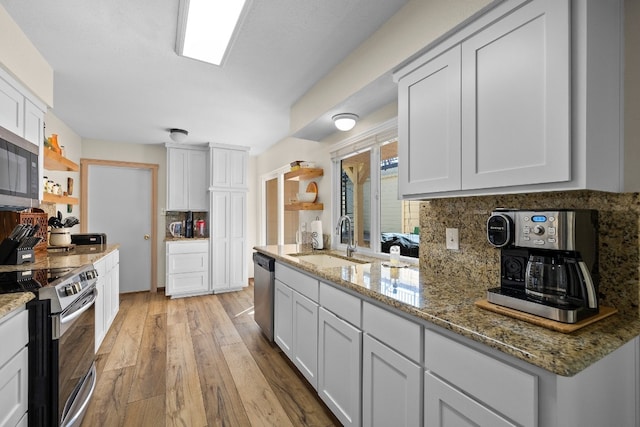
<box><xmin>210</xmin><ymin>146</ymin><xmax>248</xmax><ymax>189</ymax></box>
<box><xmin>0</xmin><ymin>78</ymin><xmax>24</xmax><ymax>137</ymax></box>
<box><xmin>94</xmin><ymin>258</ymin><xmax>107</xmax><ymax>351</ymax></box>
<box><xmin>461</xmin><ymin>0</ymin><xmax>570</xmax><ymax>189</ymax></box>
<box><xmin>23</xmin><ymin>99</ymin><xmax>44</xmax><ymax>146</ymax></box>
<box><xmin>0</xmin><ymin>348</ymin><xmax>28</xmax><ymax>427</ymax></box>
<box><xmin>398</xmin><ymin>46</ymin><xmax>461</xmax><ymax>196</ymax></box>
<box><xmin>274</xmin><ymin>279</ymin><xmax>293</xmax><ymax>358</ymax></box>
<box><xmin>318</xmin><ymin>307</ymin><xmax>362</xmax><ymax>427</ymax></box>
<box><xmin>362</xmin><ymin>334</ymin><xmax>422</xmax><ymax>427</ymax></box>
<box><xmin>228</xmin><ymin>191</ymin><xmax>246</xmax><ymax>289</ymax></box>
<box><xmin>210</xmin><ymin>190</ymin><xmax>229</xmax><ymax>291</ymax></box>
<box><xmin>110</xmin><ymin>251</ymin><xmax>120</xmax><ymax>321</ymax></box>
<box><xmin>166</xmin><ymin>243</ymin><xmax>208</xmax><ymax>297</ymax></box>
<box><xmin>187</xmin><ymin>148</ymin><xmax>208</xmax><ymax>211</ymax></box>
<box><xmin>425</xmin><ymin>372</ymin><xmax>517</xmax><ymax>427</ymax></box>
<box><xmin>292</xmin><ymin>291</ymin><xmax>318</xmax><ymax>389</ymax></box>
<box><xmin>210</xmin><ymin>190</ymin><xmax>246</xmax><ymax>292</ymax></box>
<box><xmin>167</xmin><ymin>148</ymin><xmax>189</xmax><ymax>210</ymax></box>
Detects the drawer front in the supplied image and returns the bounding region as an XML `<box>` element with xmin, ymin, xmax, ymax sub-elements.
<box><xmin>275</xmin><ymin>263</ymin><xmax>319</xmax><ymax>302</ymax></box>
<box><xmin>425</xmin><ymin>329</ymin><xmax>537</xmax><ymax>427</ymax></box>
<box><xmin>0</xmin><ymin>347</ymin><xmax>28</xmax><ymax>427</ymax></box>
<box><xmin>319</xmin><ymin>282</ymin><xmax>361</xmax><ymax>327</ymax></box>
<box><xmin>362</xmin><ymin>302</ymin><xmax>421</xmax><ymax>362</ymax></box>
<box><xmin>167</xmin><ymin>241</ymin><xmax>208</xmax><ymax>255</ymax></box>
<box><xmin>167</xmin><ymin>271</ymin><xmax>209</xmax><ymax>295</ymax></box>
<box><xmin>167</xmin><ymin>252</ymin><xmax>208</xmax><ymax>274</ymax></box>
<box><xmin>0</xmin><ymin>309</ymin><xmax>28</xmax><ymax>369</ymax></box>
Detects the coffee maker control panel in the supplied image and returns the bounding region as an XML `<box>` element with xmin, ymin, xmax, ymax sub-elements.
<box><xmin>514</xmin><ymin>211</ymin><xmax>563</xmax><ymax>250</ymax></box>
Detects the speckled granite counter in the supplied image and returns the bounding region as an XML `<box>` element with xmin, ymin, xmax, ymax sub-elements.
<box><xmin>255</xmin><ymin>244</ymin><xmax>640</xmax><ymax>377</ymax></box>
<box><xmin>0</xmin><ymin>293</ymin><xmax>34</xmax><ymax>320</ymax></box>
<box><xmin>0</xmin><ymin>244</ymin><xmax>120</xmax><ymax>273</ymax></box>
<box><xmin>0</xmin><ymin>244</ymin><xmax>119</xmax><ymax>320</ymax></box>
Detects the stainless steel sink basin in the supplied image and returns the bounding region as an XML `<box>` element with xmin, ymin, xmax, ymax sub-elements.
<box><xmin>290</xmin><ymin>253</ymin><xmax>369</xmax><ymax>268</ymax></box>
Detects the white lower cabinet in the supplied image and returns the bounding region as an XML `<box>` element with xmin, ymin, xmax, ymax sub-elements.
<box><xmin>0</xmin><ymin>308</ymin><xmax>28</xmax><ymax>427</ymax></box>
<box><xmin>274</xmin><ymin>280</ymin><xmax>293</xmax><ymax>357</ymax></box>
<box><xmin>317</xmin><ymin>307</ymin><xmax>362</xmax><ymax>427</ymax></box>
<box><xmin>362</xmin><ymin>334</ymin><xmax>422</xmax><ymax>426</ymax></box>
<box><xmin>292</xmin><ymin>292</ymin><xmax>318</xmax><ymax>388</ymax></box>
<box><xmin>95</xmin><ymin>249</ymin><xmax>121</xmax><ymax>352</ymax></box>
<box><xmin>166</xmin><ymin>240</ymin><xmax>209</xmax><ymax>298</ymax></box>
<box><xmin>273</xmin><ymin>265</ymin><xmax>319</xmax><ymax>389</ymax></box>
<box><xmin>425</xmin><ymin>372</ymin><xmax>517</xmax><ymax>427</ymax></box>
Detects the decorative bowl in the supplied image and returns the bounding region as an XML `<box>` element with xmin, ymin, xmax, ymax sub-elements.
<box><xmin>297</xmin><ymin>192</ymin><xmax>317</xmax><ymax>203</ymax></box>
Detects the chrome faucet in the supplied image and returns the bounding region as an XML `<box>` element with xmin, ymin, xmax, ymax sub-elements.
<box><xmin>336</xmin><ymin>215</ymin><xmax>356</xmax><ymax>257</ymax></box>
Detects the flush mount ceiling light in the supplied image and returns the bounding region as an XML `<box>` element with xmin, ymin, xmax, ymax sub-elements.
<box><xmin>169</xmin><ymin>128</ymin><xmax>189</xmax><ymax>143</ymax></box>
<box><xmin>332</xmin><ymin>113</ymin><xmax>359</xmax><ymax>131</ymax></box>
<box><xmin>175</xmin><ymin>0</ymin><xmax>247</xmax><ymax>66</ymax></box>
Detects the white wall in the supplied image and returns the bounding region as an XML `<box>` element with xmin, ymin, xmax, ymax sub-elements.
<box><xmin>0</xmin><ymin>5</ymin><xmax>53</xmax><ymax>107</ymax></box>
<box><xmin>43</xmin><ymin>112</ymin><xmax>83</xmax><ymax>233</ymax></box>
<box><xmin>82</xmin><ymin>139</ymin><xmax>167</xmax><ymax>287</ymax></box>
<box><xmin>290</xmin><ymin>0</ymin><xmax>494</xmax><ymax>133</ymax></box>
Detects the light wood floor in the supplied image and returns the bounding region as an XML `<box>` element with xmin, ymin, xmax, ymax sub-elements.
<box><xmin>81</xmin><ymin>285</ymin><xmax>340</xmax><ymax>427</ymax></box>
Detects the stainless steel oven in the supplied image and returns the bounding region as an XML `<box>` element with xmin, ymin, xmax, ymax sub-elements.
<box><xmin>0</xmin><ymin>264</ymin><xmax>98</xmax><ymax>426</ymax></box>
<box><xmin>55</xmin><ymin>283</ymin><xmax>98</xmax><ymax>426</ymax></box>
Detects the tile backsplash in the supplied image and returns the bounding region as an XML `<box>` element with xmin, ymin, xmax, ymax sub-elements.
<box><xmin>419</xmin><ymin>190</ymin><xmax>640</xmax><ymax>314</ymax></box>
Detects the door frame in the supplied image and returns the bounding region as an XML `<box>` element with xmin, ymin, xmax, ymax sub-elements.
<box><xmin>80</xmin><ymin>158</ymin><xmax>159</xmax><ymax>292</ymax></box>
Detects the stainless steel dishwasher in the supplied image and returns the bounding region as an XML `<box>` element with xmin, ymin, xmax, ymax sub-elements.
<box><xmin>253</xmin><ymin>252</ymin><xmax>275</xmax><ymax>341</ymax></box>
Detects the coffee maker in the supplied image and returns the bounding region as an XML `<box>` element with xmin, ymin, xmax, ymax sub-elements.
<box><xmin>486</xmin><ymin>209</ymin><xmax>599</xmax><ymax>323</ymax></box>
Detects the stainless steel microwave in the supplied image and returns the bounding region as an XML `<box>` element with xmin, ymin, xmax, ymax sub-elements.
<box><xmin>0</xmin><ymin>125</ymin><xmax>39</xmax><ymax>210</ymax></box>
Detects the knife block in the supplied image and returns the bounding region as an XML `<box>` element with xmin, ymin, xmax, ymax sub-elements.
<box><xmin>0</xmin><ymin>209</ymin><xmax>48</xmax><ymax>258</ymax></box>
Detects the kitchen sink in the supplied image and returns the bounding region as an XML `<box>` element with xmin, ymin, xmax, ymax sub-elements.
<box><xmin>290</xmin><ymin>253</ymin><xmax>369</xmax><ymax>268</ymax></box>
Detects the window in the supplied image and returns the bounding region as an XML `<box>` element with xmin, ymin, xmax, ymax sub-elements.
<box><xmin>333</xmin><ymin>124</ymin><xmax>419</xmax><ymax>259</ymax></box>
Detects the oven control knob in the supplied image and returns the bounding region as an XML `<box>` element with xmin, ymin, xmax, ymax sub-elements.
<box><xmin>64</xmin><ymin>282</ymin><xmax>82</xmax><ymax>296</ymax></box>
<box><xmin>532</xmin><ymin>225</ymin><xmax>545</xmax><ymax>235</ymax></box>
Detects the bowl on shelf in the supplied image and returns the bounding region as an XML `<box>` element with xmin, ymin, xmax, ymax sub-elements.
<box><xmin>296</xmin><ymin>192</ymin><xmax>317</xmax><ymax>203</ymax></box>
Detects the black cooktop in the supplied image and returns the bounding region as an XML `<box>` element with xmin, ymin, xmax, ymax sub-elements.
<box><xmin>0</xmin><ymin>267</ymin><xmax>75</xmax><ymax>295</ymax></box>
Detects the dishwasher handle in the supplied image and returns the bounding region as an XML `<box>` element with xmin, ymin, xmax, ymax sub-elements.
<box><xmin>253</xmin><ymin>252</ymin><xmax>275</xmax><ymax>271</ymax></box>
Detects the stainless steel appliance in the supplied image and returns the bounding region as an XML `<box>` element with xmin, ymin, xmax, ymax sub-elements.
<box><xmin>0</xmin><ymin>264</ymin><xmax>99</xmax><ymax>426</ymax></box>
<box><xmin>486</xmin><ymin>209</ymin><xmax>599</xmax><ymax>323</ymax></box>
<box><xmin>253</xmin><ymin>252</ymin><xmax>275</xmax><ymax>341</ymax></box>
<box><xmin>0</xmin><ymin>125</ymin><xmax>39</xmax><ymax>210</ymax></box>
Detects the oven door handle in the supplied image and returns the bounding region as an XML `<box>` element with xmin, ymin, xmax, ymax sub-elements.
<box><xmin>60</xmin><ymin>288</ymin><xmax>98</xmax><ymax>325</ymax></box>
<box><xmin>61</xmin><ymin>362</ymin><xmax>97</xmax><ymax>427</ymax></box>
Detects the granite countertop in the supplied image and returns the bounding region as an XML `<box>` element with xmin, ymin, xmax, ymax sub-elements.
<box><xmin>255</xmin><ymin>244</ymin><xmax>640</xmax><ymax>377</ymax></box>
<box><xmin>0</xmin><ymin>244</ymin><xmax>120</xmax><ymax>319</ymax></box>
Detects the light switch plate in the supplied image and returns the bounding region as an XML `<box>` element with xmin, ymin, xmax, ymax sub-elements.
<box><xmin>446</xmin><ymin>228</ymin><xmax>459</xmax><ymax>250</ymax></box>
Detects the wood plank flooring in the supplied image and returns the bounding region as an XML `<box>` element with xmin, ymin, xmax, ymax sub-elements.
<box><xmin>81</xmin><ymin>285</ymin><xmax>341</xmax><ymax>427</ymax></box>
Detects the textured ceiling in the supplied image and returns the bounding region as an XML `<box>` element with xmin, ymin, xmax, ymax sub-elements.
<box><xmin>0</xmin><ymin>0</ymin><xmax>408</xmax><ymax>153</ymax></box>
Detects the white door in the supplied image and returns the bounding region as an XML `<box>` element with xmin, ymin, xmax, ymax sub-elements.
<box><xmin>87</xmin><ymin>165</ymin><xmax>152</xmax><ymax>293</ymax></box>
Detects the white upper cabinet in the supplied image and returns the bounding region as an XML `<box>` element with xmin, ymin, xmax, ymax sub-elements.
<box><xmin>166</xmin><ymin>145</ymin><xmax>208</xmax><ymax>211</ymax></box>
<box><xmin>0</xmin><ymin>68</ymin><xmax>45</xmax><ymax>147</ymax></box>
<box><xmin>461</xmin><ymin>0</ymin><xmax>570</xmax><ymax>189</ymax></box>
<box><xmin>395</xmin><ymin>0</ymin><xmax>628</xmax><ymax>198</ymax></box>
<box><xmin>210</xmin><ymin>144</ymin><xmax>248</xmax><ymax>189</ymax></box>
<box><xmin>398</xmin><ymin>46</ymin><xmax>461</xmax><ymax>195</ymax></box>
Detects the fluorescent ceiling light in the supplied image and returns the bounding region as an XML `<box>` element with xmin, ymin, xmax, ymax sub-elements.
<box><xmin>176</xmin><ymin>0</ymin><xmax>247</xmax><ymax>66</ymax></box>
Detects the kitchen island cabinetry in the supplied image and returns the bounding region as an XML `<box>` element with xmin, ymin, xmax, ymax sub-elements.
<box><xmin>165</xmin><ymin>240</ymin><xmax>208</xmax><ymax>298</ymax></box>
<box><xmin>395</xmin><ymin>0</ymin><xmax>628</xmax><ymax>198</ymax></box>
<box><xmin>0</xmin><ymin>307</ymin><xmax>28</xmax><ymax>427</ymax></box>
<box><xmin>166</xmin><ymin>145</ymin><xmax>208</xmax><ymax>211</ymax></box>
<box><xmin>94</xmin><ymin>249</ymin><xmax>120</xmax><ymax>351</ymax></box>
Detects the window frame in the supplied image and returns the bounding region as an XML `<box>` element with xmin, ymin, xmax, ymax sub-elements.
<box><xmin>331</xmin><ymin>119</ymin><xmax>417</xmax><ymax>262</ymax></box>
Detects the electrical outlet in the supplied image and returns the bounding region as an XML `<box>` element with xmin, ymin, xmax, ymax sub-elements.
<box><xmin>446</xmin><ymin>228</ymin><xmax>459</xmax><ymax>250</ymax></box>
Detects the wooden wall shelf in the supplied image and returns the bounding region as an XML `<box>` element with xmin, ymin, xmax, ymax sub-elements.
<box><xmin>284</xmin><ymin>168</ymin><xmax>323</xmax><ymax>181</ymax></box>
<box><xmin>285</xmin><ymin>202</ymin><xmax>324</xmax><ymax>211</ymax></box>
<box><xmin>43</xmin><ymin>149</ymin><xmax>79</xmax><ymax>172</ymax></box>
<box><xmin>42</xmin><ymin>192</ymin><xmax>79</xmax><ymax>205</ymax></box>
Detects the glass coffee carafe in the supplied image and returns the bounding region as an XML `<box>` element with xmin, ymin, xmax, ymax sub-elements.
<box><xmin>525</xmin><ymin>255</ymin><xmax>570</xmax><ymax>305</ymax></box>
